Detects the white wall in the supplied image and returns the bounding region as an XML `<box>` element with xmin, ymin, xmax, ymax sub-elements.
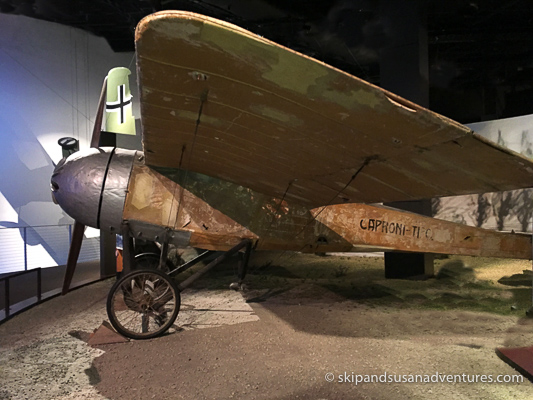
<box><xmin>434</xmin><ymin>114</ymin><xmax>533</xmax><ymax>232</ymax></box>
<box><xmin>0</xmin><ymin>14</ymin><xmax>140</xmax><ymax>273</ymax></box>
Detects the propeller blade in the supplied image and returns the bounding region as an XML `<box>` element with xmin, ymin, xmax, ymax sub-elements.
<box><xmin>90</xmin><ymin>76</ymin><xmax>108</xmax><ymax>148</ymax></box>
<box><xmin>62</xmin><ymin>221</ymin><xmax>85</xmax><ymax>295</ymax></box>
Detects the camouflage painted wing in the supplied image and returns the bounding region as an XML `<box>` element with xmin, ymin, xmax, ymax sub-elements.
<box><xmin>135</xmin><ymin>11</ymin><xmax>533</xmax><ymax>207</ymax></box>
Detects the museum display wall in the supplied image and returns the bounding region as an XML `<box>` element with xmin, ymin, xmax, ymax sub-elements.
<box><xmin>0</xmin><ymin>14</ymin><xmax>139</xmax><ymax>273</ymax></box>
<box><xmin>435</xmin><ymin>114</ymin><xmax>533</xmax><ymax>233</ymax></box>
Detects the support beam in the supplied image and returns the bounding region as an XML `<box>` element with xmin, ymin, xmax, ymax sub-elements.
<box><xmin>99</xmin><ymin>231</ymin><xmax>117</xmax><ymax>279</ymax></box>
<box><xmin>380</xmin><ymin>0</ymin><xmax>433</xmax><ymax>278</ymax></box>
<box><xmin>178</xmin><ymin>239</ymin><xmax>250</xmax><ymax>291</ymax></box>
<box><xmin>158</xmin><ymin>240</ymin><xmax>169</xmax><ymax>270</ymax></box>
<box><xmin>98</xmin><ymin>117</ymin><xmax>117</xmax><ymax>279</ymax></box>
<box><xmin>170</xmin><ymin>250</ymin><xmax>217</xmax><ymax>275</ymax></box>
<box><xmin>238</xmin><ymin>241</ymin><xmax>252</xmax><ymax>282</ymax></box>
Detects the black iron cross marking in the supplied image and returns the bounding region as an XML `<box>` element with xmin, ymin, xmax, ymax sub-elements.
<box><xmin>106</xmin><ymin>84</ymin><xmax>132</xmax><ymax>124</ymax></box>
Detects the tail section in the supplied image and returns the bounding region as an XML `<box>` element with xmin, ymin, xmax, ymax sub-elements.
<box><xmin>105</xmin><ymin>67</ymin><xmax>136</xmax><ymax>136</ymax></box>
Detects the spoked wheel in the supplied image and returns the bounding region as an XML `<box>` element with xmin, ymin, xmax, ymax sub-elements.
<box><xmin>107</xmin><ymin>269</ymin><xmax>181</xmax><ymax>340</ymax></box>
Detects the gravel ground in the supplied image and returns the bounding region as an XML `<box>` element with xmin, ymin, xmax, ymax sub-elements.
<box><xmin>0</xmin><ymin>280</ymin><xmax>111</xmax><ymax>400</ymax></box>
<box><xmin>0</xmin><ymin>278</ymin><xmax>258</xmax><ymax>400</ymax></box>
<box><xmin>1</xmin><ymin>254</ymin><xmax>532</xmax><ymax>399</ymax></box>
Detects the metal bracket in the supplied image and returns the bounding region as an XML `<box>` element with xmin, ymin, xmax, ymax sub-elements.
<box><xmin>237</xmin><ymin>240</ymin><xmax>252</xmax><ymax>283</ymax></box>
<box><xmin>121</xmin><ymin>222</ymin><xmax>135</xmax><ymax>274</ymax></box>
<box><xmin>169</xmin><ymin>250</ymin><xmax>218</xmax><ymax>276</ymax></box>
<box><xmin>158</xmin><ymin>228</ymin><xmax>171</xmax><ymax>271</ymax></box>
<box><xmin>127</xmin><ymin>220</ymin><xmax>191</xmax><ymax>247</ymax></box>
<box><xmin>177</xmin><ymin>239</ymin><xmax>251</xmax><ymax>291</ymax></box>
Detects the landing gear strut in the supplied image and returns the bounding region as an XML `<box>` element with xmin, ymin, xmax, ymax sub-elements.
<box><xmin>106</xmin><ymin>238</ymin><xmax>252</xmax><ymax>339</ymax></box>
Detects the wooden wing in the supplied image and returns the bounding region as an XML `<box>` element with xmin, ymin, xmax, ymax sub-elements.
<box><xmin>135</xmin><ymin>11</ymin><xmax>533</xmax><ymax>207</ymax></box>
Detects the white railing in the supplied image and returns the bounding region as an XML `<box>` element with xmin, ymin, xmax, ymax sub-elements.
<box><xmin>0</xmin><ymin>225</ymin><xmax>99</xmax><ymax>274</ymax></box>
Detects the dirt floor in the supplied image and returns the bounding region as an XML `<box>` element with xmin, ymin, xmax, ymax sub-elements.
<box><xmin>1</xmin><ymin>252</ymin><xmax>533</xmax><ymax>399</ymax></box>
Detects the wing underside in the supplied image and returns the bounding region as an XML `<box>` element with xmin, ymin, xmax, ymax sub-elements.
<box><xmin>135</xmin><ymin>11</ymin><xmax>533</xmax><ymax>208</ymax></box>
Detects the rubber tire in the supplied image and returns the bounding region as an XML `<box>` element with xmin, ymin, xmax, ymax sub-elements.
<box><xmin>134</xmin><ymin>252</ymin><xmax>174</xmax><ymax>273</ymax></box>
<box><xmin>107</xmin><ymin>269</ymin><xmax>181</xmax><ymax>340</ymax></box>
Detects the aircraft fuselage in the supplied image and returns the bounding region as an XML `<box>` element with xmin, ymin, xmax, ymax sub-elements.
<box><xmin>51</xmin><ymin>147</ymin><xmax>532</xmax><ymax>259</ymax></box>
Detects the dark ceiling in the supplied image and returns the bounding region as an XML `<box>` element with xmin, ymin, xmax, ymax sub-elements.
<box><xmin>2</xmin><ymin>0</ymin><xmax>532</xmax><ymax>123</ymax></box>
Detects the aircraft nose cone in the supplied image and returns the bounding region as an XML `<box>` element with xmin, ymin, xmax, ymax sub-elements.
<box><xmin>51</xmin><ymin>157</ymin><xmax>66</xmax><ymax>204</ymax></box>
<box><xmin>51</xmin><ymin>190</ymin><xmax>58</xmax><ymax>204</ymax></box>
<box><xmin>51</xmin><ymin>148</ymin><xmax>113</xmax><ymax>228</ymax></box>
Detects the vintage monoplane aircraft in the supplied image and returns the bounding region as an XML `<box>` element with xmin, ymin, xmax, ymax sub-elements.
<box><xmin>51</xmin><ymin>11</ymin><xmax>533</xmax><ymax>339</ymax></box>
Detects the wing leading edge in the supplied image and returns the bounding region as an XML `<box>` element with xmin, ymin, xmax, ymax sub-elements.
<box><xmin>135</xmin><ymin>11</ymin><xmax>533</xmax><ymax>208</ymax></box>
